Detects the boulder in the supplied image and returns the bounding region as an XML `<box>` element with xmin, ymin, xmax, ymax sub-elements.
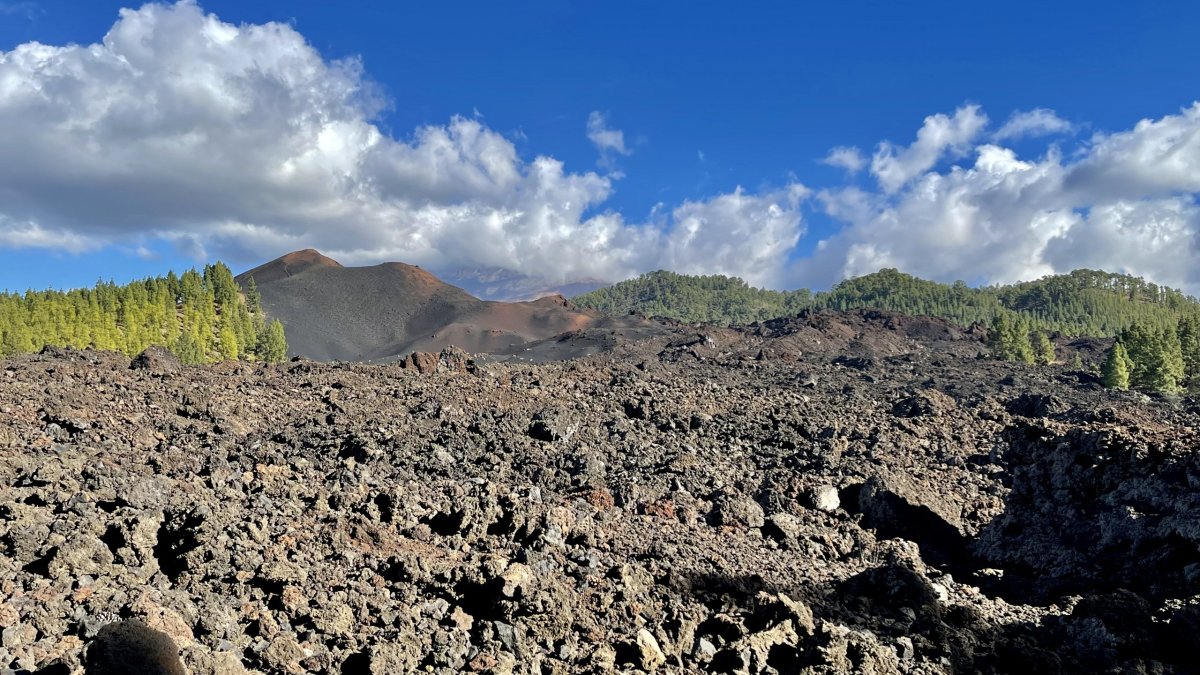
<box><xmin>84</xmin><ymin>620</ymin><xmax>185</xmax><ymax>675</ymax></box>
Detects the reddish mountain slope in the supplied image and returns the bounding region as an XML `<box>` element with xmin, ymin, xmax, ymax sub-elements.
<box><xmin>238</xmin><ymin>248</ymin><xmax>342</xmax><ymax>286</ymax></box>
<box><xmin>235</xmin><ymin>251</ymin><xmax>632</xmax><ymax>361</ymax></box>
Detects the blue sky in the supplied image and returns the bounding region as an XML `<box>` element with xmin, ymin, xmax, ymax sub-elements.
<box><xmin>1</xmin><ymin>1</ymin><xmax>1199</xmax><ymax>293</ymax></box>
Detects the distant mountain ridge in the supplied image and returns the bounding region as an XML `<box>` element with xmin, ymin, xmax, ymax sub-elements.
<box><xmin>235</xmin><ymin>250</ymin><xmax>632</xmax><ymax>362</ymax></box>
<box><xmin>572</xmin><ymin>268</ymin><xmax>1200</xmax><ymax>337</ymax></box>
<box><xmin>440</xmin><ymin>266</ymin><xmax>607</xmax><ymax>302</ymax></box>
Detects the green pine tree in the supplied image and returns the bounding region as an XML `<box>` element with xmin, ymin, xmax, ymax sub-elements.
<box><xmin>1101</xmin><ymin>343</ymin><xmax>1132</xmax><ymax>390</ymax></box>
<box><xmin>1</xmin><ymin>322</ymin><xmax>33</xmax><ymax>357</ymax></box>
<box><xmin>1150</xmin><ymin>325</ymin><xmax>1186</xmax><ymax>393</ymax></box>
<box><xmin>1178</xmin><ymin>315</ymin><xmax>1200</xmax><ymax>390</ymax></box>
<box><xmin>171</xmin><ymin>331</ymin><xmax>204</xmax><ymax>365</ymax></box>
<box><xmin>1121</xmin><ymin>321</ymin><xmax>1158</xmax><ymax>390</ymax></box>
<box><xmin>1033</xmin><ymin>331</ymin><xmax>1055</xmax><ymax>365</ymax></box>
<box><xmin>218</xmin><ymin>324</ymin><xmax>239</xmax><ymax>361</ymax></box>
<box><xmin>258</xmin><ymin>319</ymin><xmax>288</xmax><ymax>362</ymax></box>
<box><xmin>988</xmin><ymin>314</ymin><xmax>1010</xmax><ymax>358</ymax></box>
<box><xmin>1010</xmin><ymin>316</ymin><xmax>1036</xmax><ymax>363</ymax></box>
<box><xmin>245</xmin><ymin>276</ymin><xmax>262</xmax><ymax>315</ymax></box>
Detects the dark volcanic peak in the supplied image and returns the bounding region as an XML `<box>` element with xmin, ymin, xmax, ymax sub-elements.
<box><xmin>236</xmin><ymin>248</ymin><xmax>343</xmax><ymax>286</ymax></box>
<box><xmin>280</xmin><ymin>248</ymin><xmax>342</xmax><ymax>267</ymax></box>
<box><xmin>236</xmin><ymin>250</ymin><xmax>655</xmax><ymax>362</ymax></box>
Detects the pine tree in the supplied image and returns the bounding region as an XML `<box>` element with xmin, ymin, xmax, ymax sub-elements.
<box><xmin>179</xmin><ymin>269</ymin><xmax>205</xmax><ymax>303</ymax></box>
<box><xmin>1102</xmin><ymin>343</ymin><xmax>1132</xmax><ymax>390</ymax></box>
<box><xmin>1121</xmin><ymin>321</ymin><xmax>1186</xmax><ymax>393</ymax></box>
<box><xmin>218</xmin><ymin>324</ymin><xmax>239</xmax><ymax>361</ymax></box>
<box><xmin>988</xmin><ymin>314</ymin><xmax>1010</xmax><ymax>358</ymax></box>
<box><xmin>245</xmin><ymin>276</ymin><xmax>262</xmax><ymax>315</ymax></box>
<box><xmin>171</xmin><ymin>331</ymin><xmax>204</xmax><ymax>365</ymax></box>
<box><xmin>205</xmin><ymin>262</ymin><xmax>240</xmax><ymax>309</ymax></box>
<box><xmin>1</xmin><ymin>322</ymin><xmax>33</xmax><ymax>357</ymax></box>
<box><xmin>1179</xmin><ymin>315</ymin><xmax>1200</xmax><ymax>390</ymax></box>
<box><xmin>1121</xmin><ymin>321</ymin><xmax>1158</xmax><ymax>390</ymax></box>
<box><xmin>258</xmin><ymin>320</ymin><xmax>288</xmax><ymax>362</ymax></box>
<box><xmin>1150</xmin><ymin>325</ymin><xmax>1186</xmax><ymax>393</ymax></box>
<box><xmin>232</xmin><ymin>303</ymin><xmax>256</xmax><ymax>356</ymax></box>
<box><xmin>1011</xmin><ymin>316</ymin><xmax>1036</xmax><ymax>363</ymax></box>
<box><xmin>1033</xmin><ymin>330</ymin><xmax>1055</xmax><ymax>365</ymax></box>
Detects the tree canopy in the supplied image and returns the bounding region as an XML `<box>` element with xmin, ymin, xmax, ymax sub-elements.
<box><xmin>1115</xmin><ymin>320</ymin><xmax>1187</xmax><ymax>394</ymax></box>
<box><xmin>575</xmin><ymin>267</ymin><xmax>1200</xmax><ymax>393</ymax></box>
<box><xmin>1101</xmin><ymin>342</ymin><xmax>1133</xmax><ymax>390</ymax></box>
<box><xmin>0</xmin><ymin>263</ymin><xmax>288</xmax><ymax>364</ymax></box>
<box><xmin>574</xmin><ymin>267</ymin><xmax>1200</xmax><ymax>339</ymax></box>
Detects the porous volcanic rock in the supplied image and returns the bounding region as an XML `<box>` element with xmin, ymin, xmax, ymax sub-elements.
<box><xmin>1</xmin><ymin>310</ymin><xmax>1199</xmax><ymax>673</ymax></box>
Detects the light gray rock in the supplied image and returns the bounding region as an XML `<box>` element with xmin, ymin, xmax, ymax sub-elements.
<box><xmin>812</xmin><ymin>485</ymin><xmax>841</xmax><ymax>512</ymax></box>
<box><xmin>636</xmin><ymin>629</ymin><xmax>666</xmax><ymax>671</ymax></box>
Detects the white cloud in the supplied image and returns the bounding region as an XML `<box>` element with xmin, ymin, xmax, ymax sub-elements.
<box><xmin>994</xmin><ymin>108</ymin><xmax>1073</xmax><ymax>141</ymax></box>
<box><xmin>806</xmin><ymin>104</ymin><xmax>1200</xmax><ymax>295</ymax></box>
<box><xmin>0</xmin><ymin>218</ymin><xmax>98</xmax><ymax>253</ymax></box>
<box><xmin>3</xmin><ymin>2</ymin><xmax>1200</xmax><ymax>298</ymax></box>
<box><xmin>870</xmin><ymin>105</ymin><xmax>988</xmax><ymax>193</ymax></box>
<box><xmin>1065</xmin><ymin>103</ymin><xmax>1200</xmax><ymax>200</ymax></box>
<box><xmin>807</xmin><ymin>145</ymin><xmax>1073</xmax><ymax>287</ymax></box>
<box><xmin>0</xmin><ymin>1</ymin><xmax>802</xmax><ymax>285</ymax></box>
<box><xmin>586</xmin><ymin>110</ymin><xmax>629</xmax><ymax>169</ymax></box>
<box><xmin>822</xmin><ymin>146</ymin><xmax>865</xmax><ymax>173</ymax></box>
<box><xmin>1043</xmin><ymin>199</ymin><xmax>1200</xmax><ymax>291</ymax></box>
<box><xmin>658</xmin><ymin>184</ymin><xmax>809</xmax><ymax>288</ymax></box>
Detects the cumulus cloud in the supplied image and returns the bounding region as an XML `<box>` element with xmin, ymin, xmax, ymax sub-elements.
<box><xmin>657</xmin><ymin>185</ymin><xmax>809</xmax><ymax>288</ymax></box>
<box><xmin>808</xmin><ymin>145</ymin><xmax>1073</xmax><ymax>286</ymax></box>
<box><xmin>1043</xmin><ymin>198</ymin><xmax>1200</xmax><ymax>287</ymax></box>
<box><xmin>994</xmin><ymin>108</ymin><xmax>1073</xmax><ymax>141</ymax></box>
<box><xmin>806</xmin><ymin>103</ymin><xmax>1200</xmax><ymax>295</ymax></box>
<box><xmin>1065</xmin><ymin>103</ymin><xmax>1200</xmax><ymax>200</ymax></box>
<box><xmin>822</xmin><ymin>146</ymin><xmax>865</xmax><ymax>173</ymax></box>
<box><xmin>870</xmin><ymin>105</ymin><xmax>988</xmax><ymax>194</ymax></box>
<box><xmin>3</xmin><ymin>2</ymin><xmax>1200</xmax><ymax>297</ymax></box>
<box><xmin>0</xmin><ymin>1</ymin><xmax>802</xmax><ymax>285</ymax></box>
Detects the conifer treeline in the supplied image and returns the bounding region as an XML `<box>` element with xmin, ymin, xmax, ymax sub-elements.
<box><xmin>986</xmin><ymin>314</ymin><xmax>1057</xmax><ymax>365</ymax></box>
<box><xmin>574</xmin><ymin>267</ymin><xmax>1199</xmax><ymax>338</ymax></box>
<box><xmin>0</xmin><ymin>263</ymin><xmax>287</xmax><ymax>364</ymax></box>
<box><xmin>574</xmin><ymin>270</ymin><xmax>813</xmax><ymax>325</ymax></box>
<box><xmin>1100</xmin><ymin>316</ymin><xmax>1200</xmax><ymax>394</ymax></box>
<box><xmin>574</xmin><ymin>267</ymin><xmax>1200</xmax><ymax>393</ymax></box>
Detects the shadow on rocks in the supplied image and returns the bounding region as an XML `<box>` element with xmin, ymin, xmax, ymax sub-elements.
<box><xmin>81</xmin><ymin>620</ymin><xmax>185</xmax><ymax>675</ymax></box>
<box><xmin>669</xmin><ymin>557</ymin><xmax>1200</xmax><ymax>674</ymax></box>
<box><xmin>831</xmin><ymin>430</ymin><xmax>1200</xmax><ymax>674</ymax></box>
<box><xmin>972</xmin><ymin>421</ymin><xmax>1200</xmax><ymax>605</ymax></box>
